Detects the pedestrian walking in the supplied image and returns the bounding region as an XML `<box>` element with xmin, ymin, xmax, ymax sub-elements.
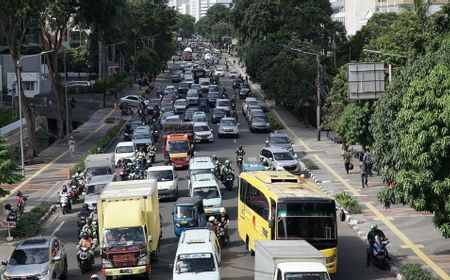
<box><xmin>360</xmin><ymin>161</ymin><xmax>368</xmax><ymax>188</ymax></box>
<box><xmin>68</xmin><ymin>136</ymin><xmax>76</xmax><ymax>158</ymax></box>
<box><xmin>342</xmin><ymin>148</ymin><xmax>352</xmax><ymax>174</ymax></box>
<box><xmin>363</xmin><ymin>149</ymin><xmax>373</xmax><ymax>176</ymax></box>
<box><xmin>245</xmin><ymin>75</ymin><xmax>249</xmax><ymax>83</ymax></box>
<box><xmin>138</xmin><ymin>77</ymin><xmax>142</xmax><ymax>90</ymax></box>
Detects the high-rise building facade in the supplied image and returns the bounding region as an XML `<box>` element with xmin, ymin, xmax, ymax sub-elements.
<box><xmin>187</xmin><ymin>0</ymin><xmax>232</xmax><ymax>21</ymax></box>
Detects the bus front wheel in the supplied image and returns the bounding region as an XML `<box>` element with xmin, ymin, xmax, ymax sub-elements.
<box><xmin>246</xmin><ymin>236</ymin><xmax>255</xmax><ymax>256</ymax></box>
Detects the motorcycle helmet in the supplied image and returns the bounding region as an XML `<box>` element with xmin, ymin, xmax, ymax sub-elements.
<box><xmin>77</xmin><ymin>168</ymin><xmax>81</xmax><ymax>173</ymax></box>
<box><xmin>370</xmin><ymin>224</ymin><xmax>378</xmax><ymax>230</ymax></box>
<box><xmin>62</xmin><ymin>185</ymin><xmax>67</xmax><ymax>191</ymax></box>
<box><xmin>90</xmin><ymin>275</ymin><xmax>99</xmax><ymax>280</ymax></box>
<box><xmin>225</xmin><ymin>160</ymin><xmax>230</xmax><ymax>165</ymax></box>
<box><xmin>83</xmin><ymin>203</ymin><xmax>89</xmax><ymax>210</ymax></box>
<box><xmin>17</xmin><ymin>191</ymin><xmax>23</xmax><ymax>197</ymax></box>
<box><xmin>220</xmin><ymin>207</ymin><xmax>226</xmax><ymax>214</ymax></box>
<box><xmin>82</xmin><ymin>231</ymin><xmax>89</xmax><ymax>239</ymax></box>
<box><xmin>212</xmin><ymin>155</ymin><xmax>217</xmax><ymax>161</ymax></box>
<box><xmin>87</xmin><ymin>218</ymin><xmax>93</xmax><ymax>225</ymax></box>
<box><xmin>208</xmin><ymin>216</ymin><xmax>216</xmax><ymax>222</ymax></box>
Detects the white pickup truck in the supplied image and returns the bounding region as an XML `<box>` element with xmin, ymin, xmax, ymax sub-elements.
<box><xmin>254</xmin><ymin>240</ymin><xmax>331</xmax><ymax>280</ymax></box>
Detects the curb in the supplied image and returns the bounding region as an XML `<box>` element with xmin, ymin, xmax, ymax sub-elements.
<box><xmin>299</xmin><ymin>161</ymin><xmax>403</xmax><ymax>280</ymax></box>
<box><xmin>39</xmin><ymin>204</ymin><xmax>57</xmax><ymax>225</ymax></box>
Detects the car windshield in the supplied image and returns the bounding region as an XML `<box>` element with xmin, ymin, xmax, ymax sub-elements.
<box><xmin>217</xmin><ymin>101</ymin><xmax>229</xmax><ymax>107</ymax></box>
<box><xmin>273</xmin><ymin>152</ymin><xmax>294</xmax><ymax>160</ymax></box>
<box><xmin>214</xmin><ymin>109</ymin><xmax>225</xmax><ymax>116</ymax></box>
<box><xmin>9</xmin><ymin>248</ymin><xmax>49</xmax><ymax>265</ymax></box>
<box><xmin>175</xmin><ymin>205</ymin><xmax>195</xmax><ymax>219</ymax></box>
<box><xmin>176</xmin><ymin>253</ymin><xmax>215</xmax><ymax>274</ymax></box>
<box><xmin>85</xmin><ymin>167</ymin><xmax>112</xmax><ymax>177</ymax></box>
<box><xmin>271</xmin><ymin>136</ymin><xmax>290</xmax><ymax>144</ymax></box>
<box><xmin>253</xmin><ymin>116</ymin><xmax>268</xmax><ymax>123</ymax></box>
<box><xmin>133</xmin><ymin>133</ymin><xmax>151</xmax><ymax>140</ymax></box>
<box><xmin>116</xmin><ymin>145</ymin><xmax>134</xmax><ymax>153</ymax></box>
<box><xmin>86</xmin><ymin>184</ymin><xmax>105</xmax><ymax>195</ymax></box>
<box><xmin>193</xmin><ymin>116</ymin><xmax>207</xmax><ymax>122</ymax></box>
<box><xmin>221</xmin><ymin>120</ymin><xmax>236</xmax><ymax>126</ymax></box>
<box><xmin>103</xmin><ymin>226</ymin><xmax>145</xmax><ymax>248</ymax></box>
<box><xmin>193</xmin><ymin>186</ymin><xmax>220</xmax><ymax>199</ymax></box>
<box><xmin>187</xmin><ymin>92</ymin><xmax>198</xmax><ymax>97</ymax></box>
<box><xmin>246</xmin><ymin>101</ymin><xmax>258</xmax><ymax>106</ymax></box>
<box><xmin>194</xmin><ymin>125</ymin><xmax>210</xmax><ymax>132</ymax></box>
<box><xmin>168</xmin><ymin>141</ymin><xmax>189</xmax><ymax>153</ymax></box>
<box><xmin>175</xmin><ymin>100</ymin><xmax>186</xmax><ymax>106</ymax></box>
<box><xmin>148</xmin><ymin>170</ymin><xmax>174</xmax><ymax>182</ymax></box>
<box><xmin>285</xmin><ymin>272</ymin><xmax>331</xmax><ymax>280</ymax></box>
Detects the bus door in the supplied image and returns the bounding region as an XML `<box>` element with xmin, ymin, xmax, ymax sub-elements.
<box><xmin>239</xmin><ymin>179</ymin><xmax>248</xmax><ymax>221</ymax></box>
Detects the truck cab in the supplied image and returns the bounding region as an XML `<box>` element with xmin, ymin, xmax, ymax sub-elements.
<box><xmin>172</xmin><ymin>197</ymin><xmax>206</xmax><ymax>236</ymax></box>
<box><xmin>84</xmin><ymin>153</ymin><xmax>115</xmax><ymax>185</ymax></box>
<box><xmin>162</xmin><ymin>123</ymin><xmax>195</xmax><ymax>168</ymax></box>
<box><xmin>84</xmin><ymin>174</ymin><xmax>116</xmax><ymax>210</ymax></box>
<box><xmin>188</xmin><ymin>157</ymin><xmax>215</xmax><ymax>187</ymax></box>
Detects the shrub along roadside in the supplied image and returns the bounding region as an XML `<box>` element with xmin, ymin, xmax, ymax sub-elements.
<box><xmin>0</xmin><ymin>108</ymin><xmax>16</xmax><ymax>128</ymax></box>
<box><xmin>267</xmin><ymin>112</ymin><xmax>284</xmax><ymax>130</ymax></box>
<box><xmin>71</xmin><ymin>120</ymin><xmax>125</xmax><ymax>174</ymax></box>
<box><xmin>11</xmin><ymin>203</ymin><xmax>51</xmax><ymax>238</ymax></box>
<box><xmin>301</xmin><ymin>158</ymin><xmax>319</xmax><ymax>170</ymax></box>
<box><xmin>334</xmin><ymin>192</ymin><xmax>361</xmax><ymax>214</ymax></box>
<box><xmin>399</xmin><ymin>263</ymin><xmax>437</xmax><ymax>280</ymax></box>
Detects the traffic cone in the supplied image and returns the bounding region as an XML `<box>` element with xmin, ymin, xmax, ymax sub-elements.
<box><xmin>67</xmin><ymin>168</ymin><xmax>71</xmax><ymax>180</ymax></box>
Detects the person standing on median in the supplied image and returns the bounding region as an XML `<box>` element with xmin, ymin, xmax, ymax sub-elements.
<box><xmin>68</xmin><ymin>136</ymin><xmax>76</xmax><ymax>158</ymax></box>
<box><xmin>342</xmin><ymin>148</ymin><xmax>352</xmax><ymax>174</ymax></box>
<box><xmin>360</xmin><ymin>160</ymin><xmax>368</xmax><ymax>188</ymax></box>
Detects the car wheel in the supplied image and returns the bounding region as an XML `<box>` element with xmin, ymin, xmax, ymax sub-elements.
<box><xmin>218</xmin><ymin>133</ymin><xmax>222</xmax><ymax>138</ymax></box>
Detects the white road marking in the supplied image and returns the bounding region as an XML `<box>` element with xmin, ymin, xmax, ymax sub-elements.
<box><xmin>51</xmin><ymin>221</ymin><xmax>65</xmax><ymax>236</ymax></box>
<box><xmin>247</xmin><ymin>157</ymin><xmax>257</xmax><ymax>162</ymax></box>
<box><xmin>233</xmin><ymin>139</ymin><xmax>236</xmax><ymax>143</ymax></box>
<box><xmin>40</xmin><ymin>181</ymin><xmax>63</xmax><ymax>199</ymax></box>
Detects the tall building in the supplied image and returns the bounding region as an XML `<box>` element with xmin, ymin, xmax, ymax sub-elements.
<box><xmin>188</xmin><ymin>0</ymin><xmax>233</xmax><ymax>21</ymax></box>
<box><xmin>332</xmin><ymin>0</ymin><xmax>450</xmax><ymax>36</ymax></box>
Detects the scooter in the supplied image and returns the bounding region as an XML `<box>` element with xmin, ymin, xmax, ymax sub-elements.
<box><xmin>371</xmin><ymin>235</ymin><xmax>390</xmax><ymax>270</ymax></box>
<box><xmin>236</xmin><ymin>156</ymin><xmax>243</xmax><ymax>173</ymax></box>
<box><xmin>59</xmin><ymin>194</ymin><xmax>71</xmax><ymax>215</ymax></box>
<box><xmin>147</xmin><ymin>146</ymin><xmax>156</xmax><ymax>164</ymax></box>
<box><xmin>223</xmin><ymin>172</ymin><xmax>234</xmax><ymax>191</ymax></box>
<box><xmin>78</xmin><ymin>247</ymin><xmax>94</xmax><ymax>274</ymax></box>
<box><xmin>70</xmin><ymin>185</ymin><xmax>79</xmax><ymax>204</ymax></box>
<box><xmin>217</xmin><ymin>223</ymin><xmax>229</xmax><ymax>247</ymax></box>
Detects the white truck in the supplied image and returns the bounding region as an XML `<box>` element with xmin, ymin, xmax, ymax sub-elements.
<box><xmin>254</xmin><ymin>240</ymin><xmax>330</xmax><ymax>280</ymax></box>
<box><xmin>84</xmin><ymin>153</ymin><xmax>115</xmax><ymax>184</ymax></box>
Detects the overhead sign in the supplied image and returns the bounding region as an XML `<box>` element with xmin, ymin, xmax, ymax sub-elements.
<box><xmin>348</xmin><ymin>63</ymin><xmax>385</xmax><ymax>100</ymax></box>
<box><xmin>232</xmin><ymin>39</ymin><xmax>238</xmax><ymax>45</ymax></box>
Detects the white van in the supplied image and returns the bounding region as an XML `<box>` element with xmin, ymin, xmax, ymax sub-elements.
<box><xmin>147</xmin><ymin>166</ymin><xmax>178</xmax><ymax>199</ymax></box>
<box><xmin>173</xmin><ymin>228</ymin><xmax>221</xmax><ymax>280</ymax></box>
<box><xmin>114</xmin><ymin>141</ymin><xmax>136</xmax><ymax>164</ymax></box>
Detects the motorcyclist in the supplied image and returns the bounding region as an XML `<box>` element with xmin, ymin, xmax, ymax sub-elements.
<box><xmin>76</xmin><ymin>232</ymin><xmax>95</xmax><ymax>264</ymax></box>
<box><xmin>16</xmin><ymin>191</ymin><xmax>27</xmax><ymax>213</ymax></box>
<box><xmin>136</xmin><ymin>147</ymin><xmax>146</xmax><ymax>161</ymax></box>
<box><xmin>59</xmin><ymin>185</ymin><xmax>72</xmax><ymax>211</ymax></box>
<box><xmin>74</xmin><ymin>168</ymin><xmax>84</xmax><ymax>180</ymax></box>
<box><xmin>366</xmin><ymin>224</ymin><xmax>390</xmax><ymax>266</ymax></box>
<box><xmin>80</xmin><ymin>218</ymin><xmax>96</xmax><ymax>239</ymax></box>
<box><xmin>79</xmin><ymin>203</ymin><xmax>92</xmax><ymax>218</ymax></box>
<box><xmin>217</xmin><ymin>207</ymin><xmax>230</xmax><ymax>241</ymax></box>
<box><xmin>206</xmin><ymin>216</ymin><xmax>218</xmax><ymax>234</ymax></box>
<box><xmin>236</xmin><ymin>145</ymin><xmax>245</xmax><ymax>160</ymax></box>
<box><xmin>90</xmin><ymin>274</ymin><xmax>100</xmax><ymax>280</ymax></box>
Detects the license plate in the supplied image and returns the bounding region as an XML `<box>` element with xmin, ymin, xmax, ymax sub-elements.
<box><xmin>180</xmin><ymin>220</ymin><xmax>188</xmax><ymax>224</ymax></box>
<box><xmin>113</xmin><ymin>253</ymin><xmax>134</xmax><ymax>261</ymax></box>
<box><xmin>204</xmin><ymin>209</ymin><xmax>213</xmax><ymax>214</ymax></box>
<box><xmin>120</xmin><ymin>268</ymin><xmax>132</xmax><ymax>273</ymax></box>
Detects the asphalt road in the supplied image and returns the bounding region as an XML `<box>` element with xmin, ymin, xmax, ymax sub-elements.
<box><xmin>38</xmin><ymin>57</ymin><xmax>394</xmax><ymax>280</ymax></box>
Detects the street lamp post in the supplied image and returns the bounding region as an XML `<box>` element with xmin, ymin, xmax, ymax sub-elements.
<box><xmin>63</xmin><ymin>49</ymin><xmax>69</xmax><ymax>136</ymax></box>
<box><xmin>16</xmin><ymin>50</ymin><xmax>54</xmax><ymax>176</ymax></box>
<box><xmin>281</xmin><ymin>45</ymin><xmax>322</xmax><ymax>141</ymax></box>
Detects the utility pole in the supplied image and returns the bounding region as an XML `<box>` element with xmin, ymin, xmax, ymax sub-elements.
<box><xmin>63</xmin><ymin>49</ymin><xmax>69</xmax><ymax>135</ymax></box>
<box><xmin>281</xmin><ymin>45</ymin><xmax>322</xmax><ymax>141</ymax></box>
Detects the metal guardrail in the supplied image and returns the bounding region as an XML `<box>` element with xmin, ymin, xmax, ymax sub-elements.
<box><xmin>0</xmin><ymin>118</ymin><xmax>26</xmax><ymax>136</ymax></box>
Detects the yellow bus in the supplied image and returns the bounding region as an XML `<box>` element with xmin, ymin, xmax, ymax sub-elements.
<box><xmin>238</xmin><ymin>171</ymin><xmax>340</xmax><ymax>274</ymax></box>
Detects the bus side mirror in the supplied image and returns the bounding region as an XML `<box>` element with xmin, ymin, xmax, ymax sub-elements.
<box><xmin>340</xmin><ymin>210</ymin><xmax>346</xmax><ymax>222</ymax></box>
<box><xmin>268</xmin><ymin>217</ymin><xmax>274</xmax><ymax>229</ymax></box>
<box><xmin>148</xmin><ymin>235</ymin><xmax>153</xmax><ymax>243</ymax></box>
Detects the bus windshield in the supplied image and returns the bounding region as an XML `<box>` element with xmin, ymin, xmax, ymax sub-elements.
<box><xmin>285</xmin><ymin>272</ymin><xmax>331</xmax><ymax>280</ymax></box>
<box><xmin>277</xmin><ymin>201</ymin><xmax>336</xmax><ymax>240</ymax></box>
<box><xmin>176</xmin><ymin>253</ymin><xmax>215</xmax><ymax>274</ymax></box>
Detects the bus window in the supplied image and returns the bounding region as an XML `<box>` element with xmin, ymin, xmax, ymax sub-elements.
<box><xmin>245</xmin><ymin>184</ymin><xmax>269</xmax><ymax>220</ymax></box>
<box><xmin>239</xmin><ymin>178</ymin><xmax>248</xmax><ymax>203</ymax></box>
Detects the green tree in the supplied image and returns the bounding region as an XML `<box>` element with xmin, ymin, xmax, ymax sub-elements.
<box><xmin>335</xmin><ymin>101</ymin><xmax>373</xmax><ymax>149</ymax></box>
<box><xmin>372</xmin><ymin>41</ymin><xmax>450</xmax><ymax>238</ymax></box>
<box><xmin>0</xmin><ymin>136</ymin><xmax>22</xmax><ymax>196</ymax></box>
<box><xmin>321</xmin><ymin>65</ymin><xmax>349</xmax><ymax>130</ymax></box>
<box><xmin>64</xmin><ymin>44</ymin><xmax>92</xmax><ymax>74</ymax></box>
<box><xmin>195</xmin><ymin>4</ymin><xmax>233</xmax><ymax>45</ymax></box>
<box><xmin>133</xmin><ymin>46</ymin><xmax>161</xmax><ymax>77</ymax></box>
<box><xmin>0</xmin><ymin>0</ymin><xmax>41</xmax><ymax>158</ymax></box>
<box><xmin>177</xmin><ymin>14</ymin><xmax>195</xmax><ymax>39</ymax></box>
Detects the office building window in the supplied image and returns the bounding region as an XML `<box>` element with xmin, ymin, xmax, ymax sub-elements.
<box><xmin>23</xmin><ymin>81</ymin><xmax>36</xmax><ymax>91</ymax></box>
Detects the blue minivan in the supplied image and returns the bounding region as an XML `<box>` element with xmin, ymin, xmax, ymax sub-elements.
<box><xmin>172</xmin><ymin>197</ymin><xmax>206</xmax><ymax>236</ymax></box>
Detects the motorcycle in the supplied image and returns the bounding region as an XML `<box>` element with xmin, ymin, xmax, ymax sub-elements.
<box><xmin>70</xmin><ymin>185</ymin><xmax>79</xmax><ymax>204</ymax></box>
<box><xmin>223</xmin><ymin>172</ymin><xmax>235</xmax><ymax>191</ymax></box>
<box><xmin>78</xmin><ymin>247</ymin><xmax>94</xmax><ymax>274</ymax></box>
<box><xmin>214</xmin><ymin>161</ymin><xmax>222</xmax><ymax>179</ymax></box>
<box><xmin>117</xmin><ymin>165</ymin><xmax>127</xmax><ymax>181</ymax></box>
<box><xmin>236</xmin><ymin>156</ymin><xmax>243</xmax><ymax>173</ymax></box>
<box><xmin>217</xmin><ymin>223</ymin><xmax>229</xmax><ymax>247</ymax></box>
<box><xmin>147</xmin><ymin>146</ymin><xmax>156</xmax><ymax>164</ymax></box>
<box><xmin>4</xmin><ymin>204</ymin><xmax>21</xmax><ymax>222</ymax></box>
<box><xmin>371</xmin><ymin>235</ymin><xmax>390</xmax><ymax>269</ymax></box>
<box><xmin>120</xmin><ymin>105</ymin><xmax>132</xmax><ymax>116</ymax></box>
<box><xmin>59</xmin><ymin>194</ymin><xmax>71</xmax><ymax>215</ymax></box>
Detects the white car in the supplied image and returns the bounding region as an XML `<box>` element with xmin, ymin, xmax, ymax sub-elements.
<box><xmin>229</xmin><ymin>70</ymin><xmax>237</xmax><ymax>79</ymax></box>
<box><xmin>186</xmin><ymin>90</ymin><xmax>199</xmax><ymax>105</ymax></box>
<box><xmin>165</xmin><ymin>85</ymin><xmax>177</xmax><ymax>95</ymax></box>
<box><xmin>165</xmin><ymin>115</ymin><xmax>181</xmax><ymax>124</ymax></box>
<box><xmin>194</xmin><ymin>122</ymin><xmax>214</xmax><ymax>143</ymax></box>
<box><xmin>215</xmin><ymin>99</ymin><xmax>230</xmax><ymax>115</ymax></box>
<box><xmin>192</xmin><ymin>111</ymin><xmax>207</xmax><ymax>123</ymax></box>
<box><xmin>114</xmin><ymin>141</ymin><xmax>136</xmax><ymax>164</ymax></box>
<box><xmin>120</xmin><ymin>95</ymin><xmax>148</xmax><ymax>107</ymax></box>
<box><xmin>214</xmin><ymin>67</ymin><xmax>225</xmax><ymax>77</ymax></box>
<box><xmin>174</xmin><ymin>99</ymin><xmax>187</xmax><ymax>114</ymax></box>
<box><xmin>147</xmin><ymin>166</ymin><xmax>178</xmax><ymax>199</ymax></box>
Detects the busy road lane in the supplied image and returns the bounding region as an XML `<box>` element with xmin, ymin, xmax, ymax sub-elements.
<box><xmin>37</xmin><ymin>57</ymin><xmax>394</xmax><ymax>280</ymax></box>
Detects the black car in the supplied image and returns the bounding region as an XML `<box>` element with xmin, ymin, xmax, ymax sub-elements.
<box><xmin>147</xmin><ymin>98</ymin><xmax>161</xmax><ymax>115</ymax></box>
<box><xmin>208</xmin><ymin>92</ymin><xmax>220</xmax><ymax>107</ymax></box>
<box><xmin>178</xmin><ymin>82</ymin><xmax>190</xmax><ymax>96</ymax></box>
<box><xmin>239</xmin><ymin>87</ymin><xmax>251</xmax><ymax>99</ymax></box>
<box><xmin>232</xmin><ymin>78</ymin><xmax>243</xmax><ymax>90</ymax></box>
<box><xmin>161</xmin><ymin>103</ymin><xmax>174</xmax><ymax>113</ymax></box>
<box><xmin>184</xmin><ymin>107</ymin><xmax>198</xmax><ymax>121</ymax></box>
<box><xmin>124</xmin><ymin>120</ymin><xmax>144</xmax><ymax>141</ymax></box>
<box><xmin>171</xmin><ymin>73</ymin><xmax>182</xmax><ymax>83</ymax></box>
<box><xmin>211</xmin><ymin>108</ymin><xmax>226</xmax><ymax>123</ymax></box>
<box><xmin>199</xmin><ymin>98</ymin><xmax>210</xmax><ymax>113</ymax></box>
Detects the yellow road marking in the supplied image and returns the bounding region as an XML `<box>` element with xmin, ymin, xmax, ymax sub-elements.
<box><xmin>374</xmin><ymin>217</ymin><xmax>395</xmax><ymax>221</ymax></box>
<box><xmin>0</xmin><ymin>109</ymin><xmax>115</xmax><ymax>203</ymax></box>
<box><xmin>269</xmin><ymin>103</ymin><xmax>450</xmax><ymax>279</ymax></box>
<box><xmin>401</xmin><ymin>244</ymin><xmax>424</xmax><ymax>249</ymax></box>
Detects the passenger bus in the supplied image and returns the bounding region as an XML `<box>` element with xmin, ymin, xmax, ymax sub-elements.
<box><xmin>183</xmin><ymin>47</ymin><xmax>193</xmax><ymax>61</ymax></box>
<box><xmin>237</xmin><ymin>171</ymin><xmax>340</xmax><ymax>274</ymax></box>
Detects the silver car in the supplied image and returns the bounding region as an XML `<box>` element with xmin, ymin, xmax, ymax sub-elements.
<box><xmin>120</xmin><ymin>95</ymin><xmax>148</xmax><ymax>107</ymax></box>
<box><xmin>1</xmin><ymin>236</ymin><xmax>68</xmax><ymax>280</ymax></box>
<box><xmin>259</xmin><ymin>146</ymin><xmax>300</xmax><ymax>174</ymax></box>
<box><xmin>174</xmin><ymin>99</ymin><xmax>187</xmax><ymax>114</ymax></box>
<box><xmin>218</xmin><ymin>117</ymin><xmax>239</xmax><ymax>138</ymax></box>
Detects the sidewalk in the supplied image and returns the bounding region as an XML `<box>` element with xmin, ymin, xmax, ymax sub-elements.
<box><xmin>0</xmin><ymin>84</ymin><xmax>141</xmax><ymax>259</ymax></box>
<box><xmin>229</xmin><ymin>54</ymin><xmax>450</xmax><ymax>279</ymax></box>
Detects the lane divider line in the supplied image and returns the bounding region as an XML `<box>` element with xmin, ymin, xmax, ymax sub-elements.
<box><xmin>51</xmin><ymin>221</ymin><xmax>65</xmax><ymax>236</ymax></box>
<box><xmin>0</xmin><ymin>109</ymin><xmax>115</xmax><ymax>204</ymax></box>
